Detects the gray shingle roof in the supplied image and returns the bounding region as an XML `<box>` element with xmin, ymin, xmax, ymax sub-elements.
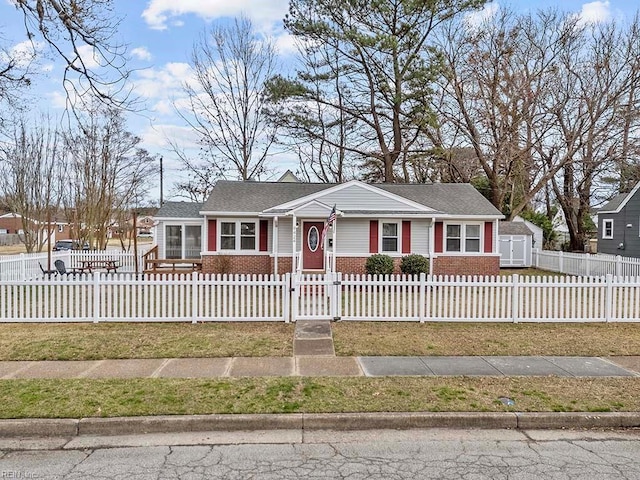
<box><xmin>599</xmin><ymin>193</ymin><xmax>628</xmax><ymax>213</ymax></box>
<box><xmin>201</xmin><ymin>180</ymin><xmax>502</xmax><ymax>216</ymax></box>
<box><xmin>155</xmin><ymin>201</ymin><xmax>203</xmax><ymax>219</ymax></box>
<box><xmin>499</xmin><ymin>221</ymin><xmax>533</xmax><ymax>236</ymax></box>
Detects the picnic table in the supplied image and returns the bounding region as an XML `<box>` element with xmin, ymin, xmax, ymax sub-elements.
<box><xmin>78</xmin><ymin>259</ymin><xmax>120</xmax><ymax>273</ymax></box>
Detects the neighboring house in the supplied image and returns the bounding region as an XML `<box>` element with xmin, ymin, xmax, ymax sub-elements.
<box><xmin>0</xmin><ymin>212</ymin><xmax>71</xmax><ymax>243</ymax></box>
<box><xmin>598</xmin><ymin>183</ymin><xmax>640</xmax><ymax>256</ymax></box>
<box><xmin>154</xmin><ymin>180</ymin><xmax>504</xmax><ymax>276</ymax></box>
<box><xmin>498</xmin><ymin>221</ymin><xmax>533</xmax><ymax>268</ymax></box>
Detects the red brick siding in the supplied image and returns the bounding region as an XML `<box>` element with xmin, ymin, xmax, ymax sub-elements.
<box><xmin>202</xmin><ymin>254</ymin><xmax>499</xmax><ymax>277</ymax></box>
<box><xmin>336</xmin><ymin>257</ymin><xmax>403</xmax><ymax>275</ymax></box>
<box><xmin>432</xmin><ymin>255</ymin><xmax>500</xmax><ymax>277</ymax></box>
<box><xmin>202</xmin><ymin>254</ymin><xmax>271</xmax><ymax>274</ymax></box>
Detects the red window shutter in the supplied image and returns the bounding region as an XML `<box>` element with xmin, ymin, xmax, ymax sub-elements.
<box><xmin>259</xmin><ymin>220</ymin><xmax>268</xmax><ymax>252</ymax></box>
<box><xmin>484</xmin><ymin>221</ymin><xmax>493</xmax><ymax>253</ymax></box>
<box><xmin>434</xmin><ymin>222</ymin><xmax>443</xmax><ymax>253</ymax></box>
<box><xmin>208</xmin><ymin>219</ymin><xmax>217</xmax><ymax>251</ymax></box>
<box><xmin>402</xmin><ymin>220</ymin><xmax>411</xmax><ymax>254</ymax></box>
<box><xmin>369</xmin><ymin>220</ymin><xmax>379</xmax><ymax>253</ymax></box>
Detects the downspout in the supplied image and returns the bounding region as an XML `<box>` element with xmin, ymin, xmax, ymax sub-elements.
<box><xmin>292</xmin><ymin>214</ymin><xmax>297</xmax><ymax>273</ymax></box>
<box><xmin>273</xmin><ymin>216</ymin><xmax>279</xmax><ymax>275</ymax></box>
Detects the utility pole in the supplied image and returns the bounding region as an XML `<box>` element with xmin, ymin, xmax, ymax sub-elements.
<box><xmin>159</xmin><ymin>156</ymin><xmax>164</xmax><ymax>206</ymax></box>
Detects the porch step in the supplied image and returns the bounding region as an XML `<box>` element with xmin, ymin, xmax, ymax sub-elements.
<box><xmin>293</xmin><ymin>320</ymin><xmax>335</xmax><ymax>356</ymax></box>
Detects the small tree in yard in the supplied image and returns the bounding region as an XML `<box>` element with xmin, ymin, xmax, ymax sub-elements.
<box><xmin>365</xmin><ymin>254</ymin><xmax>394</xmax><ymax>276</ymax></box>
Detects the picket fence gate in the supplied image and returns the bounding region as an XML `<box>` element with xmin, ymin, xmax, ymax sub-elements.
<box><xmin>2</xmin><ymin>272</ymin><xmax>640</xmax><ymax>323</ymax></box>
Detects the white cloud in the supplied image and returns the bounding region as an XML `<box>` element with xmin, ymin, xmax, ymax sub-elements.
<box><xmin>141</xmin><ymin>0</ymin><xmax>288</xmax><ymax>31</ymax></box>
<box><xmin>465</xmin><ymin>1</ymin><xmax>500</xmax><ymax>28</ymax></box>
<box><xmin>131</xmin><ymin>46</ymin><xmax>153</xmax><ymax>61</ymax></box>
<box><xmin>75</xmin><ymin>44</ymin><xmax>100</xmax><ymax>69</ymax></box>
<box><xmin>575</xmin><ymin>1</ymin><xmax>611</xmax><ymax>25</ymax></box>
<box><xmin>133</xmin><ymin>62</ymin><xmax>195</xmax><ymax>100</ymax></box>
<box><xmin>0</xmin><ymin>39</ymin><xmax>43</xmax><ymax>69</ymax></box>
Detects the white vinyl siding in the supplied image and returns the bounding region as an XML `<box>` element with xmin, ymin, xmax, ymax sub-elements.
<box><xmin>308</xmin><ymin>185</ymin><xmax>425</xmax><ymax>212</ymax></box>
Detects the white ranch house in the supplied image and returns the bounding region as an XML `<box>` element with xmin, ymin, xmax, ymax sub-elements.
<box><xmin>154</xmin><ymin>179</ymin><xmax>504</xmax><ymax>276</ymax></box>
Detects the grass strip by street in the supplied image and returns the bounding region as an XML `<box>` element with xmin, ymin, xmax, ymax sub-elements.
<box><xmin>1</xmin><ymin>322</ymin><xmax>640</xmax><ymax>360</ymax></box>
<box><xmin>0</xmin><ymin>377</ymin><xmax>639</xmax><ymax>419</ymax></box>
<box><xmin>0</xmin><ymin>323</ymin><xmax>294</xmax><ymax>360</ymax></box>
<box><xmin>333</xmin><ymin>323</ymin><xmax>640</xmax><ymax>357</ymax></box>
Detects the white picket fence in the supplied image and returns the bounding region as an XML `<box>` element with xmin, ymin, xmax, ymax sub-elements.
<box><xmin>1</xmin><ymin>272</ymin><xmax>639</xmax><ymax>323</ymax></box>
<box><xmin>533</xmin><ymin>249</ymin><xmax>640</xmax><ymax>277</ymax></box>
<box><xmin>0</xmin><ymin>250</ymin><xmax>148</xmax><ymax>282</ymax></box>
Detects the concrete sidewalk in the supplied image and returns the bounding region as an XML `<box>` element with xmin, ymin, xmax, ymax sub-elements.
<box><xmin>1</xmin><ymin>355</ymin><xmax>638</xmax><ymax>379</ymax></box>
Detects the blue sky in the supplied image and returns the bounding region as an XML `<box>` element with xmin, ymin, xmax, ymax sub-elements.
<box><xmin>0</xmin><ymin>0</ymin><xmax>637</xmax><ymax>202</ymax></box>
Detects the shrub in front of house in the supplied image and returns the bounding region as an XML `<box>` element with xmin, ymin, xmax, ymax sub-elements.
<box><xmin>365</xmin><ymin>254</ymin><xmax>394</xmax><ymax>276</ymax></box>
<box><xmin>400</xmin><ymin>254</ymin><xmax>430</xmax><ymax>275</ymax></box>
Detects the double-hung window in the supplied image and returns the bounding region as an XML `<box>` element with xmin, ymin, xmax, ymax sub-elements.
<box><xmin>220</xmin><ymin>221</ymin><xmax>257</xmax><ymax>251</ymax></box>
<box><xmin>382</xmin><ymin>222</ymin><xmax>398</xmax><ymax>252</ymax></box>
<box><xmin>602</xmin><ymin>219</ymin><xmax>613</xmax><ymax>239</ymax></box>
<box><xmin>446</xmin><ymin>223</ymin><xmax>482</xmax><ymax>253</ymax></box>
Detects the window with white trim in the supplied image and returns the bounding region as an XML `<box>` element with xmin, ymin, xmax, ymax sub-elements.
<box><xmin>445</xmin><ymin>223</ymin><xmax>482</xmax><ymax>253</ymax></box>
<box><xmin>465</xmin><ymin>224</ymin><xmax>481</xmax><ymax>252</ymax></box>
<box><xmin>602</xmin><ymin>219</ymin><xmax>614</xmax><ymax>239</ymax></box>
<box><xmin>165</xmin><ymin>224</ymin><xmax>202</xmax><ymax>259</ymax></box>
<box><xmin>382</xmin><ymin>222</ymin><xmax>398</xmax><ymax>252</ymax></box>
<box><xmin>220</xmin><ymin>220</ymin><xmax>257</xmax><ymax>251</ymax></box>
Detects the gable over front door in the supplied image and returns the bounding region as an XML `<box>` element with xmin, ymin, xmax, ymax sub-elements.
<box><xmin>302</xmin><ymin>221</ymin><xmax>324</xmax><ymax>270</ymax></box>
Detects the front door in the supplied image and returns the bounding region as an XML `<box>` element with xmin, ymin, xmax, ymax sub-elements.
<box><xmin>302</xmin><ymin>221</ymin><xmax>324</xmax><ymax>270</ymax></box>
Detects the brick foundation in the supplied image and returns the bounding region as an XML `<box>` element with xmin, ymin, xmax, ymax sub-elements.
<box><xmin>202</xmin><ymin>254</ymin><xmax>271</xmax><ymax>275</ymax></box>
<box><xmin>432</xmin><ymin>255</ymin><xmax>500</xmax><ymax>277</ymax></box>
<box><xmin>202</xmin><ymin>254</ymin><xmax>499</xmax><ymax>276</ymax></box>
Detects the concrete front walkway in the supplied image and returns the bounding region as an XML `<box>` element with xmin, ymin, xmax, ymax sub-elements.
<box><xmin>0</xmin><ymin>355</ymin><xmax>638</xmax><ymax>379</ymax></box>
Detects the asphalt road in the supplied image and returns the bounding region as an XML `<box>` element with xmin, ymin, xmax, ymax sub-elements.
<box><xmin>1</xmin><ymin>429</ymin><xmax>640</xmax><ymax>479</ymax></box>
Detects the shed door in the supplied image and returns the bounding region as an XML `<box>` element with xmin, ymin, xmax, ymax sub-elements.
<box><xmin>499</xmin><ymin>236</ymin><xmax>527</xmax><ymax>267</ymax></box>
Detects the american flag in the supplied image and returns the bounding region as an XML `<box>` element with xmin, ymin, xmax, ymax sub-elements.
<box><xmin>320</xmin><ymin>205</ymin><xmax>337</xmax><ymax>250</ymax></box>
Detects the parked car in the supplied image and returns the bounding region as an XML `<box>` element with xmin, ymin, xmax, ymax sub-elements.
<box><xmin>52</xmin><ymin>240</ymin><xmax>90</xmax><ymax>251</ymax></box>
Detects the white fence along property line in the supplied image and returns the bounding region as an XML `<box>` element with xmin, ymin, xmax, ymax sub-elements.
<box><xmin>1</xmin><ymin>273</ymin><xmax>290</xmax><ymax>323</ymax></box>
<box><xmin>0</xmin><ymin>249</ymin><xmax>148</xmax><ymax>282</ymax></box>
<box><xmin>533</xmin><ymin>248</ymin><xmax>640</xmax><ymax>277</ymax></box>
<box><xmin>2</xmin><ymin>272</ymin><xmax>639</xmax><ymax>323</ymax></box>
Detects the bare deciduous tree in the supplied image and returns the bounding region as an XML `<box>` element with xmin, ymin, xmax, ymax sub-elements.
<box><xmin>62</xmin><ymin>105</ymin><xmax>156</xmax><ymax>249</ymax></box>
<box><xmin>176</xmin><ymin>15</ymin><xmax>279</xmax><ymax>187</ymax></box>
<box><xmin>0</xmin><ymin>115</ymin><xmax>63</xmax><ymax>253</ymax></box>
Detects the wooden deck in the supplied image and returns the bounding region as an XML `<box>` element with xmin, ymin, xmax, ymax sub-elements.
<box><xmin>142</xmin><ymin>246</ymin><xmax>203</xmax><ymax>274</ymax></box>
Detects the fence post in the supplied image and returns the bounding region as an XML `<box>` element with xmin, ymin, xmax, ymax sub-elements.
<box><xmin>585</xmin><ymin>255</ymin><xmax>591</xmax><ymax>277</ymax></box>
<box><xmin>283</xmin><ymin>273</ymin><xmax>290</xmax><ymax>323</ymax></box>
<box><xmin>191</xmin><ymin>271</ymin><xmax>198</xmax><ymax>324</ymax></box>
<box><xmin>93</xmin><ymin>273</ymin><xmax>101</xmax><ymax>323</ymax></box>
<box><xmin>558</xmin><ymin>251</ymin><xmax>564</xmax><ymax>274</ymax></box>
<box><xmin>605</xmin><ymin>274</ymin><xmax>613</xmax><ymax>323</ymax></box>
<box><xmin>511</xmin><ymin>274</ymin><xmax>520</xmax><ymax>323</ymax></box>
<box><xmin>419</xmin><ymin>272</ymin><xmax>426</xmax><ymax>323</ymax></box>
<box><xmin>533</xmin><ymin>249</ymin><xmax>539</xmax><ymax>269</ymax></box>
<box><xmin>290</xmin><ymin>273</ymin><xmax>298</xmax><ymax>323</ymax></box>
<box><xmin>19</xmin><ymin>253</ymin><xmax>25</xmax><ymax>281</ymax></box>
<box><xmin>615</xmin><ymin>256</ymin><xmax>622</xmax><ymax>277</ymax></box>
